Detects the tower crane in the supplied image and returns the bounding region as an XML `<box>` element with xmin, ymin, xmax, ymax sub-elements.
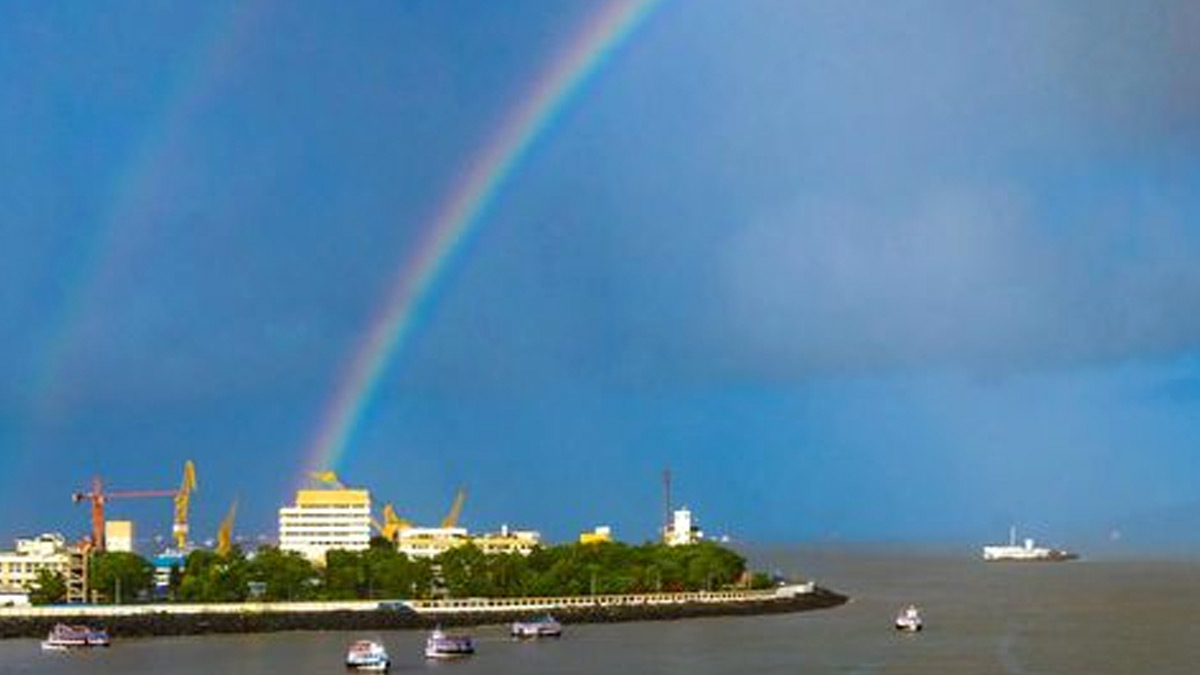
<box><xmin>72</xmin><ymin>460</ymin><xmax>197</xmax><ymax>552</ymax></box>
<box><xmin>373</xmin><ymin>503</ymin><xmax>413</xmax><ymax>542</ymax></box>
<box><xmin>441</xmin><ymin>489</ymin><xmax>466</xmax><ymax>529</ymax></box>
<box><xmin>309</xmin><ymin>470</ymin><xmax>346</xmax><ymax>489</ymax></box>
<box><xmin>216</xmin><ymin>499</ymin><xmax>237</xmax><ymax>557</ymax></box>
<box><xmin>173</xmin><ymin>460</ymin><xmax>197</xmax><ymax>549</ymax></box>
<box><xmin>311</xmin><ymin>470</ymin><xmax>414</xmax><ymax>542</ymax></box>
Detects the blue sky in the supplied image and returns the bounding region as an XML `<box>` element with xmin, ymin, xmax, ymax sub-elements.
<box><xmin>2</xmin><ymin>0</ymin><xmax>1199</xmax><ymax>551</ymax></box>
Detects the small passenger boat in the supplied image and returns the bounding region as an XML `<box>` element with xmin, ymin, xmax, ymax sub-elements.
<box><xmin>425</xmin><ymin>627</ymin><xmax>475</xmax><ymax>659</ymax></box>
<box><xmin>345</xmin><ymin>640</ymin><xmax>390</xmax><ymax>671</ymax></box>
<box><xmin>511</xmin><ymin>614</ymin><xmax>563</xmax><ymax>638</ymax></box>
<box><xmin>894</xmin><ymin>605</ymin><xmax>923</xmax><ymax>632</ymax></box>
<box><xmin>41</xmin><ymin>623</ymin><xmax>111</xmax><ymax>651</ymax></box>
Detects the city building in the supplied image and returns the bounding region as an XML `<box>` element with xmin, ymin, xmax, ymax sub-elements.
<box><xmin>663</xmin><ymin>507</ymin><xmax>703</xmax><ymax>546</ymax></box>
<box><xmin>473</xmin><ymin>526</ymin><xmax>541</xmax><ymax>556</ymax></box>
<box><xmin>579</xmin><ymin>525</ymin><xmax>613</xmax><ymax>545</ymax></box>
<box><xmin>278</xmin><ymin>488</ymin><xmax>372</xmax><ymax>564</ymax></box>
<box><xmin>0</xmin><ymin>533</ymin><xmax>71</xmax><ymax>597</ymax></box>
<box><xmin>395</xmin><ymin>526</ymin><xmax>469</xmax><ymax>559</ymax></box>
<box><xmin>104</xmin><ymin>520</ymin><xmax>135</xmax><ymax>553</ymax></box>
<box><xmin>152</xmin><ymin>551</ymin><xmax>186</xmax><ymax>597</ymax></box>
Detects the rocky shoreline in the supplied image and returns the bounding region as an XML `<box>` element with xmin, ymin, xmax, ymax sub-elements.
<box><xmin>0</xmin><ymin>587</ymin><xmax>847</xmax><ymax>639</ymax></box>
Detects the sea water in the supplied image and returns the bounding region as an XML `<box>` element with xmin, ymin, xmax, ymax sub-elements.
<box><xmin>3</xmin><ymin>546</ymin><xmax>1198</xmax><ymax>674</ymax></box>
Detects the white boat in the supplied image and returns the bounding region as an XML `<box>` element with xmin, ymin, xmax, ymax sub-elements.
<box><xmin>511</xmin><ymin>614</ymin><xmax>563</xmax><ymax>638</ymax></box>
<box><xmin>982</xmin><ymin>526</ymin><xmax>1078</xmax><ymax>562</ymax></box>
<box><xmin>345</xmin><ymin>640</ymin><xmax>389</xmax><ymax>671</ymax></box>
<box><xmin>425</xmin><ymin>627</ymin><xmax>474</xmax><ymax>659</ymax></box>
<box><xmin>894</xmin><ymin>605</ymin><xmax>923</xmax><ymax>632</ymax></box>
<box><xmin>41</xmin><ymin>623</ymin><xmax>111</xmax><ymax>651</ymax></box>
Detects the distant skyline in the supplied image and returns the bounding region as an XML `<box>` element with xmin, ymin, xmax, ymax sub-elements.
<box><xmin>2</xmin><ymin>1</ymin><xmax>1200</xmax><ymax>552</ymax></box>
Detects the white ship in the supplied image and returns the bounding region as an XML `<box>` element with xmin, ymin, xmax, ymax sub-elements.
<box><xmin>982</xmin><ymin>527</ymin><xmax>1078</xmax><ymax>562</ymax></box>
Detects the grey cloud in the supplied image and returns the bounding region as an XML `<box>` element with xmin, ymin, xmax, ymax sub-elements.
<box><xmin>717</xmin><ymin>183</ymin><xmax>1200</xmax><ymax>376</ymax></box>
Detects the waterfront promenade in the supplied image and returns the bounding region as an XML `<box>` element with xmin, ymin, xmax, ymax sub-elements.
<box><xmin>0</xmin><ymin>583</ymin><xmax>846</xmax><ymax>638</ymax></box>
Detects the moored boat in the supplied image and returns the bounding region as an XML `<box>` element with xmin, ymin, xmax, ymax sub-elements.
<box><xmin>511</xmin><ymin>614</ymin><xmax>563</xmax><ymax>638</ymax></box>
<box><xmin>894</xmin><ymin>605</ymin><xmax>923</xmax><ymax>632</ymax></box>
<box><xmin>425</xmin><ymin>627</ymin><xmax>474</xmax><ymax>659</ymax></box>
<box><xmin>345</xmin><ymin>640</ymin><xmax>389</xmax><ymax>671</ymax></box>
<box><xmin>41</xmin><ymin>623</ymin><xmax>111</xmax><ymax>651</ymax></box>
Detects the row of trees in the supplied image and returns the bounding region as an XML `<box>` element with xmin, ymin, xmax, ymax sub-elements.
<box><xmin>32</xmin><ymin>538</ymin><xmax>768</xmax><ymax>605</ymax></box>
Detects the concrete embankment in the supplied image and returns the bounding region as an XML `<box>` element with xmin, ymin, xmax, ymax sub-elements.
<box><xmin>0</xmin><ymin>584</ymin><xmax>848</xmax><ymax>639</ymax></box>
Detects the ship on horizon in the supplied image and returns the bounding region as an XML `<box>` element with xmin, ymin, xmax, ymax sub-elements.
<box><xmin>982</xmin><ymin>526</ymin><xmax>1078</xmax><ymax>562</ymax></box>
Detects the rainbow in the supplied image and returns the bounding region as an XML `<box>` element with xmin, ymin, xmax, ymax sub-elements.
<box><xmin>303</xmin><ymin>0</ymin><xmax>665</xmax><ymax>476</ymax></box>
<box><xmin>29</xmin><ymin>1</ymin><xmax>269</xmax><ymax>419</ymax></box>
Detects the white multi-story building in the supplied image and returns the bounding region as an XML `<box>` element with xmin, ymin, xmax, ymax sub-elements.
<box><xmin>0</xmin><ymin>533</ymin><xmax>71</xmax><ymax>597</ymax></box>
<box><xmin>278</xmin><ymin>489</ymin><xmax>372</xmax><ymax>564</ymax></box>
<box><xmin>663</xmin><ymin>507</ymin><xmax>704</xmax><ymax>547</ymax></box>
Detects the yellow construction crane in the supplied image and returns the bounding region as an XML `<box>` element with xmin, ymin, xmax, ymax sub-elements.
<box><xmin>441</xmin><ymin>489</ymin><xmax>466</xmax><ymax>529</ymax></box>
<box><xmin>172</xmin><ymin>460</ymin><xmax>197</xmax><ymax>549</ymax></box>
<box><xmin>371</xmin><ymin>503</ymin><xmax>413</xmax><ymax>542</ymax></box>
<box><xmin>309</xmin><ymin>470</ymin><xmax>345</xmax><ymax>489</ymax></box>
<box><xmin>216</xmin><ymin>499</ymin><xmax>237</xmax><ymax>557</ymax></box>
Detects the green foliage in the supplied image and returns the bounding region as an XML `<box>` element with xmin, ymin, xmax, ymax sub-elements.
<box><xmin>248</xmin><ymin>546</ymin><xmax>320</xmax><ymax>601</ymax></box>
<box><xmin>178</xmin><ymin>549</ymin><xmax>249</xmax><ymax>602</ymax></box>
<box><xmin>80</xmin><ymin>540</ymin><xmax>752</xmax><ymax>604</ymax></box>
<box><xmin>28</xmin><ymin>569</ymin><xmax>66</xmax><ymax>605</ymax></box>
<box><xmin>89</xmin><ymin>551</ymin><xmax>154</xmax><ymax>604</ymax></box>
<box><xmin>322</xmin><ymin>542</ymin><xmax>433</xmax><ymax>600</ymax></box>
<box><xmin>429</xmin><ymin>540</ymin><xmax>749</xmax><ymax>599</ymax></box>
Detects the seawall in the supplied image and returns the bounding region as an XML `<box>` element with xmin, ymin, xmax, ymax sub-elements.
<box><xmin>0</xmin><ymin>584</ymin><xmax>847</xmax><ymax>639</ymax></box>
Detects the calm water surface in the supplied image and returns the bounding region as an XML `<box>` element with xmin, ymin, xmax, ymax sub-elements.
<box><xmin>3</xmin><ymin>547</ymin><xmax>1199</xmax><ymax>674</ymax></box>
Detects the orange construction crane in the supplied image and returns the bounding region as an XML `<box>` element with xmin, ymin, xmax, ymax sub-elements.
<box><xmin>72</xmin><ymin>461</ymin><xmax>196</xmax><ymax>552</ymax></box>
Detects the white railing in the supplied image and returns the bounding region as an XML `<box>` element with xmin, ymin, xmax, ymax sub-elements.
<box><xmin>406</xmin><ymin>583</ymin><xmax>815</xmax><ymax>614</ymax></box>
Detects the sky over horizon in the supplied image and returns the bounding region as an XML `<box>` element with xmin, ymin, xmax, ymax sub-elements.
<box><xmin>2</xmin><ymin>0</ymin><xmax>1200</xmax><ymax>552</ymax></box>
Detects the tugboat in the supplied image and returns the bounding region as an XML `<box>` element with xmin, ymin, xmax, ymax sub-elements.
<box><xmin>345</xmin><ymin>640</ymin><xmax>390</xmax><ymax>671</ymax></box>
<box><xmin>41</xmin><ymin>623</ymin><xmax>111</xmax><ymax>651</ymax></box>
<box><xmin>424</xmin><ymin>627</ymin><xmax>475</xmax><ymax>659</ymax></box>
<box><xmin>511</xmin><ymin>614</ymin><xmax>563</xmax><ymax>638</ymax></box>
<box><xmin>894</xmin><ymin>605</ymin><xmax>923</xmax><ymax>632</ymax></box>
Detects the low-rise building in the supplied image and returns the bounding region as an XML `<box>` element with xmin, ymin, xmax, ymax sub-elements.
<box><xmin>0</xmin><ymin>533</ymin><xmax>71</xmax><ymax>592</ymax></box>
<box><xmin>473</xmin><ymin>526</ymin><xmax>540</xmax><ymax>556</ymax></box>
<box><xmin>579</xmin><ymin>525</ymin><xmax>613</xmax><ymax>545</ymax></box>
<box><xmin>395</xmin><ymin>527</ymin><xmax>469</xmax><ymax>559</ymax></box>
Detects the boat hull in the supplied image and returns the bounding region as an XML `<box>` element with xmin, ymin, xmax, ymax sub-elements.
<box><xmin>425</xmin><ymin>630</ymin><xmax>474</xmax><ymax>659</ymax></box>
<box><xmin>511</xmin><ymin>618</ymin><xmax>563</xmax><ymax>638</ymax></box>
<box><xmin>41</xmin><ymin>624</ymin><xmax>110</xmax><ymax>651</ymax></box>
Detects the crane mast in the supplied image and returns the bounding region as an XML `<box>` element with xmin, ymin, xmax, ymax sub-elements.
<box><xmin>71</xmin><ymin>461</ymin><xmax>197</xmax><ymax>552</ymax></box>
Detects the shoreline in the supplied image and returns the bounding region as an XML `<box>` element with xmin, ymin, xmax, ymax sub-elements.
<box><xmin>0</xmin><ymin>585</ymin><xmax>848</xmax><ymax>639</ymax></box>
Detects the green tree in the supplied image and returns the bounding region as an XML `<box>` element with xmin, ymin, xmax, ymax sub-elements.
<box><xmin>322</xmin><ymin>549</ymin><xmax>365</xmax><ymax>600</ymax></box>
<box><xmin>363</xmin><ymin>541</ymin><xmax>432</xmax><ymax>599</ymax></box>
<box><xmin>89</xmin><ymin>552</ymin><xmax>154</xmax><ymax>604</ymax></box>
<box><xmin>28</xmin><ymin>569</ymin><xmax>67</xmax><ymax>605</ymax></box>
<box><xmin>178</xmin><ymin>549</ymin><xmax>249</xmax><ymax>602</ymax></box>
<box><xmin>437</xmin><ymin>543</ymin><xmax>493</xmax><ymax>597</ymax></box>
<box><xmin>248</xmin><ymin>546</ymin><xmax>319</xmax><ymax>601</ymax></box>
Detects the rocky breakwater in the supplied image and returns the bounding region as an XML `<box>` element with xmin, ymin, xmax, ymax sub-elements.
<box><xmin>0</xmin><ymin>584</ymin><xmax>847</xmax><ymax>639</ymax></box>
